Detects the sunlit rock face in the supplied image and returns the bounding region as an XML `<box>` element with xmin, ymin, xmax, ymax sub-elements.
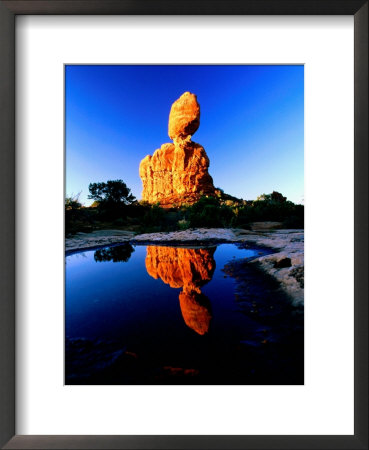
<box><xmin>139</xmin><ymin>92</ymin><xmax>215</xmax><ymax>208</ymax></box>
<box><xmin>145</xmin><ymin>246</ymin><xmax>216</xmax><ymax>335</ymax></box>
<box><xmin>168</xmin><ymin>91</ymin><xmax>200</xmax><ymax>140</ymax></box>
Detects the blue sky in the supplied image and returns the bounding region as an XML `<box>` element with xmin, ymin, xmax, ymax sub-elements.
<box><xmin>65</xmin><ymin>65</ymin><xmax>304</xmax><ymax>205</ymax></box>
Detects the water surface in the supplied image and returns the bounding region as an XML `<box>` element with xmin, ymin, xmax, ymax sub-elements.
<box><xmin>65</xmin><ymin>243</ymin><xmax>303</xmax><ymax>384</ymax></box>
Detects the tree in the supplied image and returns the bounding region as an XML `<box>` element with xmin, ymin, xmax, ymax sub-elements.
<box><xmin>270</xmin><ymin>191</ymin><xmax>287</xmax><ymax>203</ymax></box>
<box><xmin>256</xmin><ymin>191</ymin><xmax>287</xmax><ymax>203</ymax></box>
<box><xmin>88</xmin><ymin>180</ymin><xmax>136</xmax><ymax>206</ymax></box>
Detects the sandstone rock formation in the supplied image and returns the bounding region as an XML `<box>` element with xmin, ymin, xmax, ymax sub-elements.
<box><xmin>168</xmin><ymin>91</ymin><xmax>200</xmax><ymax>140</ymax></box>
<box><xmin>139</xmin><ymin>92</ymin><xmax>215</xmax><ymax>208</ymax></box>
<box><xmin>145</xmin><ymin>246</ymin><xmax>216</xmax><ymax>334</ymax></box>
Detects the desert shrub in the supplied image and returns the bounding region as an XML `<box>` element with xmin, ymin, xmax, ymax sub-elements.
<box><xmin>65</xmin><ymin>207</ymin><xmax>96</xmax><ymax>235</ymax></box>
<box><xmin>233</xmin><ymin>205</ymin><xmax>254</xmax><ymax>227</ymax></box>
<box><xmin>113</xmin><ymin>217</ymin><xmax>126</xmax><ymax>226</ymax></box>
<box><xmin>177</xmin><ymin>219</ymin><xmax>190</xmax><ymax>230</ymax></box>
<box><xmin>256</xmin><ymin>191</ymin><xmax>287</xmax><ymax>203</ymax></box>
<box><xmin>251</xmin><ymin>200</ymin><xmax>297</xmax><ymax>222</ymax></box>
<box><xmin>232</xmin><ymin>192</ymin><xmax>304</xmax><ymax>229</ymax></box>
<box><xmin>65</xmin><ymin>193</ymin><xmax>96</xmax><ymax>235</ymax></box>
<box><xmin>141</xmin><ymin>204</ymin><xmax>166</xmax><ymax>231</ymax></box>
<box><xmin>282</xmin><ymin>204</ymin><xmax>304</xmax><ymax>228</ymax></box>
<box><xmin>65</xmin><ymin>193</ymin><xmax>82</xmax><ymax>210</ymax></box>
<box><xmin>187</xmin><ymin>196</ymin><xmax>234</xmax><ymax>228</ymax></box>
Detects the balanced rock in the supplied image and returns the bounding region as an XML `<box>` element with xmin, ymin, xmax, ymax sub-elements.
<box><xmin>139</xmin><ymin>92</ymin><xmax>215</xmax><ymax>208</ymax></box>
<box><xmin>168</xmin><ymin>92</ymin><xmax>200</xmax><ymax>140</ymax></box>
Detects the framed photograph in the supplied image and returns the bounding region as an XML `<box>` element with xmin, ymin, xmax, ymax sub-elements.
<box><xmin>0</xmin><ymin>1</ymin><xmax>367</xmax><ymax>449</ymax></box>
<box><xmin>64</xmin><ymin>64</ymin><xmax>305</xmax><ymax>387</ymax></box>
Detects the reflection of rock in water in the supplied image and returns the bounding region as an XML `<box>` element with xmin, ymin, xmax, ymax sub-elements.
<box><xmin>145</xmin><ymin>246</ymin><xmax>216</xmax><ymax>334</ymax></box>
<box><xmin>179</xmin><ymin>291</ymin><xmax>212</xmax><ymax>336</ymax></box>
<box><xmin>94</xmin><ymin>243</ymin><xmax>134</xmax><ymax>263</ymax></box>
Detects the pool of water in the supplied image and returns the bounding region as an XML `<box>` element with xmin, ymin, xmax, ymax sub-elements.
<box><xmin>65</xmin><ymin>243</ymin><xmax>303</xmax><ymax>385</ymax></box>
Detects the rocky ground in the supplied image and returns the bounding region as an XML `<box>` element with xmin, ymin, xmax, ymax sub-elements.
<box><xmin>65</xmin><ymin>229</ymin><xmax>135</xmax><ymax>253</ymax></box>
<box><xmin>66</xmin><ymin>227</ymin><xmax>304</xmax><ymax>305</ymax></box>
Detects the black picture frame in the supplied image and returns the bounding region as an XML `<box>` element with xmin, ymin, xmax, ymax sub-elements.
<box><xmin>0</xmin><ymin>1</ymin><xmax>367</xmax><ymax>449</ymax></box>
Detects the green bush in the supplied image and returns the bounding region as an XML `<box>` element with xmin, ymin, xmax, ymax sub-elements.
<box><xmin>177</xmin><ymin>219</ymin><xmax>190</xmax><ymax>230</ymax></box>
<box><xmin>142</xmin><ymin>204</ymin><xmax>166</xmax><ymax>230</ymax></box>
<box><xmin>65</xmin><ymin>193</ymin><xmax>82</xmax><ymax>210</ymax></box>
<box><xmin>232</xmin><ymin>193</ymin><xmax>304</xmax><ymax>228</ymax></box>
<box><xmin>66</xmin><ymin>186</ymin><xmax>304</xmax><ymax>235</ymax></box>
<box><xmin>187</xmin><ymin>196</ymin><xmax>234</xmax><ymax>228</ymax></box>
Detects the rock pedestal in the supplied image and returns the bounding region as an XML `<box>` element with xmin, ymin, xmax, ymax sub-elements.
<box><xmin>139</xmin><ymin>92</ymin><xmax>215</xmax><ymax>208</ymax></box>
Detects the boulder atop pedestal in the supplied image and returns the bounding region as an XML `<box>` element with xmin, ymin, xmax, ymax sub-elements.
<box><xmin>168</xmin><ymin>92</ymin><xmax>200</xmax><ymax>140</ymax></box>
<box><xmin>139</xmin><ymin>92</ymin><xmax>215</xmax><ymax>208</ymax></box>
